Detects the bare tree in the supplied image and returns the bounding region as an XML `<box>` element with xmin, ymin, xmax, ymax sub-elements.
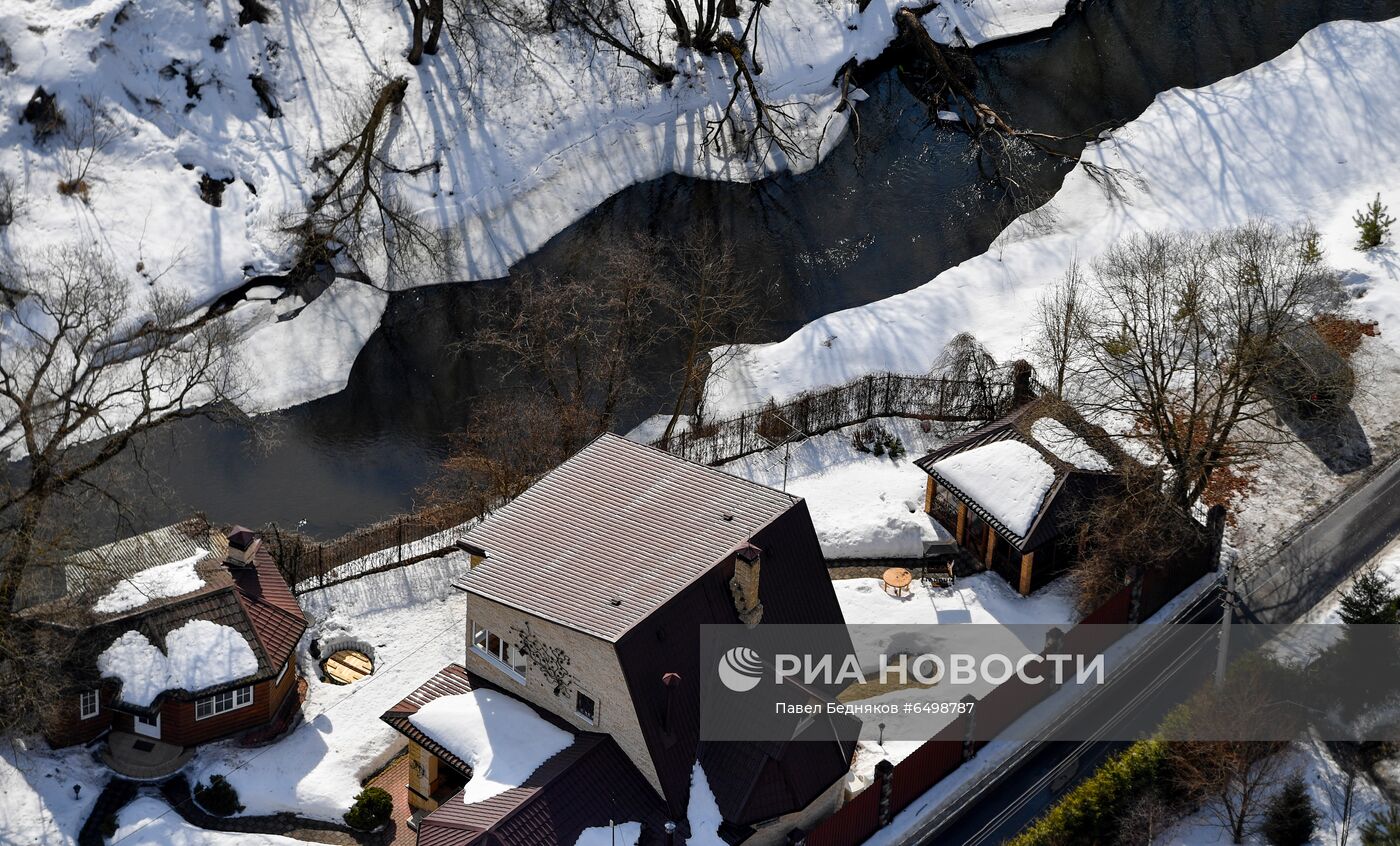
<box><xmin>929</xmin><ymin>332</ymin><xmax>1006</xmax><ymax>422</ymax></box>
<box><xmin>419</xmin><ymin>391</ymin><xmax>602</xmax><ymax>516</ymax></box>
<box><xmin>893</xmin><ymin>9</ymin><xmax>1128</xmax><ymax>218</ymax></box>
<box><xmin>289</xmin><ymin>77</ymin><xmax>454</xmax><ymax>287</ymax></box>
<box><xmin>706</xmin><ymin>22</ymin><xmax>806</xmax><ymax>163</ymax></box>
<box><xmin>1034</xmin><ymin>261</ymin><xmax>1088</xmax><ymax>397</ymax></box>
<box><xmin>0</xmin><ymin>246</ymin><xmax>244</xmax><ymax>734</ymax></box>
<box><xmin>1070</xmin><ymin>464</ymin><xmax>1206</xmax><ymax>615</ymax></box>
<box><xmin>57</xmin><ymin>97</ymin><xmax>123</xmax><ymax>203</ymax></box>
<box><xmin>1115</xmin><ymin>787</ymin><xmax>1179</xmax><ymax>846</ymax></box>
<box><xmin>655</xmin><ymin>228</ymin><xmax>766</xmax><ymax>443</ymax></box>
<box><xmin>544</xmin><ymin>0</ymin><xmax>678</xmax><ymax>82</ymax></box>
<box><xmin>1162</xmin><ymin>657</ymin><xmax>1300</xmax><ymax>844</ymax></box>
<box><xmin>465</xmin><ymin>241</ymin><xmax>670</xmax><ymax>428</ymax></box>
<box><xmin>1045</xmin><ymin>223</ymin><xmax>1343</xmax><ymax>509</ymax></box>
<box><xmin>405</xmin><ymin>0</ymin><xmax>446</xmax><ymax>64</ymax></box>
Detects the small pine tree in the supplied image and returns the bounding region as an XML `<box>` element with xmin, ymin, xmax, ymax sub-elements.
<box><xmin>1354</xmin><ymin>194</ymin><xmax>1395</xmax><ymax>250</ymax></box>
<box><xmin>344</xmin><ymin>786</ymin><xmax>394</xmax><ymax>831</ymax></box>
<box><xmin>1338</xmin><ymin>571</ymin><xmax>1399</xmax><ymax>625</ymax></box>
<box><xmin>1260</xmin><ymin>773</ymin><xmax>1318</xmax><ymax>846</ymax></box>
<box><xmin>1299</xmin><ymin>226</ymin><xmax>1324</xmax><ymax>264</ymax></box>
<box><xmin>1362</xmin><ymin>806</ymin><xmax>1400</xmax><ymax>846</ymax></box>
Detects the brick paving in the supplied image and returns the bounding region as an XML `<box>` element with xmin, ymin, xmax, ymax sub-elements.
<box><xmin>76</xmin><ymin>755</ymin><xmax>416</xmax><ymax>846</ymax></box>
<box><xmin>366</xmin><ymin>752</ymin><xmax>419</xmax><ymax>846</ymax></box>
<box><xmin>158</xmin><ymin>774</ymin><xmax>390</xmax><ymax>845</ymax></box>
<box><xmin>77</xmin><ymin>777</ymin><xmax>136</xmax><ymax>846</ymax></box>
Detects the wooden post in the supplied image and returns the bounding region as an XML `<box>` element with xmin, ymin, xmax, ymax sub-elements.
<box><xmin>984</xmin><ymin>526</ymin><xmax>997</xmax><ymax>567</ymax></box>
<box><xmin>875</xmin><ymin>759</ymin><xmax>895</xmax><ymax>827</ymax></box>
<box><xmin>924</xmin><ymin>478</ymin><xmax>936</xmax><ymax>514</ymax></box>
<box><xmin>1018</xmin><ymin>551</ymin><xmax>1035</xmax><ymax>596</ymax></box>
<box><xmin>955</xmin><ymin>503</ymin><xmax>967</xmax><ymax>544</ymax></box>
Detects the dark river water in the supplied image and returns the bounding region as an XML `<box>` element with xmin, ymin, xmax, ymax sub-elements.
<box><xmin>119</xmin><ymin>0</ymin><xmax>1400</xmax><ymax>538</ymax></box>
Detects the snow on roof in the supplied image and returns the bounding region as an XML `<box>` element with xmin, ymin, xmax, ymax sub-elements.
<box><xmin>166</xmin><ymin>619</ymin><xmax>259</xmax><ymax>693</ymax></box>
<box><xmin>1030</xmin><ymin>419</ymin><xmax>1112</xmax><ymax>472</ymax></box>
<box><xmin>97</xmin><ymin>620</ymin><xmax>258</xmax><ymax>707</ymax></box>
<box><xmin>407</xmin><ymin>690</ymin><xmax>573</xmax><ymax>806</ymax></box>
<box><xmin>930</xmin><ymin>440</ymin><xmax>1056</xmax><ymax>537</ymax></box>
<box><xmin>91</xmin><ymin>549</ymin><xmax>209</xmax><ymax>615</ymax></box>
<box><xmin>96</xmin><ymin>631</ymin><xmax>172</xmax><ymax>708</ymax></box>
<box><xmin>685</xmin><ymin>762</ymin><xmax>726</xmax><ymax>846</ymax></box>
<box><xmin>574</xmin><ymin>822</ymin><xmax>642</xmax><ymax>846</ymax></box>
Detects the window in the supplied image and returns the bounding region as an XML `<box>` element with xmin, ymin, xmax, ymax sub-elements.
<box><xmin>471</xmin><ymin>623</ymin><xmax>526</xmax><ymax>680</ymax></box>
<box><xmin>136</xmin><ymin>712</ymin><xmax>158</xmax><ymax>727</ymax></box>
<box><xmin>574</xmin><ymin>691</ymin><xmax>597</xmax><ymax>724</ymax></box>
<box><xmin>275</xmin><ymin>661</ymin><xmax>289</xmax><ymax>686</ymax></box>
<box><xmin>79</xmin><ymin>690</ymin><xmax>99</xmax><ymax>720</ymax></box>
<box><xmin>195</xmin><ymin>686</ymin><xmax>254</xmax><ymax>720</ymax></box>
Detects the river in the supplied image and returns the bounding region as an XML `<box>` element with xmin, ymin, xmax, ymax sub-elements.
<box><xmin>119</xmin><ymin>0</ymin><xmax>1400</xmax><ymax>538</ymax></box>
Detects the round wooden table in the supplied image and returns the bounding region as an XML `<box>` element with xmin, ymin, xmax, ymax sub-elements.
<box><xmin>882</xmin><ymin>567</ymin><xmax>913</xmax><ymax>596</ymax></box>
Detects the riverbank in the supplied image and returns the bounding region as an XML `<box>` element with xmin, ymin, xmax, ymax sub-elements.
<box><xmin>0</xmin><ymin>0</ymin><xmax>1070</xmax><ymax>413</ymax></box>
<box><xmin>703</xmin><ymin>14</ymin><xmax>1400</xmax><ymax>550</ymax></box>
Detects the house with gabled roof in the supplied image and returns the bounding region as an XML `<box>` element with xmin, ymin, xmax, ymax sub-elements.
<box><xmin>915</xmin><ymin>396</ymin><xmax>1132</xmax><ymax>595</ymax></box>
<box><xmin>20</xmin><ymin>520</ymin><xmax>306</xmax><ymax>778</ymax></box>
<box><xmin>381</xmin><ymin>433</ymin><xmax>856</xmax><ymax>846</ymax></box>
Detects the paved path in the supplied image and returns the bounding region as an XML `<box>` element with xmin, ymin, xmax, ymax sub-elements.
<box><xmin>159</xmin><ymin>775</ymin><xmax>388</xmax><ymax>845</ymax></box>
<box><xmin>77</xmin><ymin>777</ymin><xmax>137</xmax><ymax>846</ymax></box>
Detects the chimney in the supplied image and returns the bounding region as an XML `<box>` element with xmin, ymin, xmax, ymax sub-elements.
<box><xmin>224</xmin><ymin>526</ymin><xmax>260</xmax><ymax>569</ymax></box>
<box><xmin>729</xmin><ymin>544</ymin><xmax>764</xmax><ymax>627</ymax></box>
<box><xmin>661</xmin><ymin>672</ymin><xmax>682</xmax><ymax>735</ymax></box>
<box><xmin>456</xmin><ymin>540</ymin><xmax>488</xmax><ymax>568</ymax></box>
<box><xmin>1011</xmin><ymin>359</ymin><xmax>1036</xmax><ymax>407</ymax></box>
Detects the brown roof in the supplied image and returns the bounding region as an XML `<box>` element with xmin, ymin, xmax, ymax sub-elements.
<box><xmin>381</xmin><ymin>663</ymin><xmax>495</xmax><ymax>777</ymax></box>
<box><xmin>417</xmin><ymin>734</ymin><xmax>669</xmax><ymax>846</ymax></box>
<box><xmin>382</xmin><ymin>664</ymin><xmax>669</xmax><ymax>846</ymax></box>
<box><xmin>915</xmin><ymin>396</ymin><xmax>1130</xmax><ymax>549</ymax></box>
<box><xmin>614</xmin><ymin>502</ymin><xmax>858</xmax><ymax>830</ymax></box>
<box><xmin>53</xmin><ymin>530</ymin><xmax>306</xmax><ymax>708</ymax></box>
<box><xmin>15</xmin><ymin>518</ymin><xmax>225</xmax><ymax>612</ymax></box>
<box><xmin>454</xmin><ymin>433</ymin><xmax>799</xmax><ymax>641</ymax></box>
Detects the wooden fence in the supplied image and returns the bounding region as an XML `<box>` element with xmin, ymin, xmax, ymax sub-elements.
<box><xmin>262</xmin><ymin>502</ymin><xmax>478</xmax><ymax>594</ymax></box>
<box><xmin>653</xmin><ymin>368</ymin><xmax>1034</xmax><ymax>466</ymax></box>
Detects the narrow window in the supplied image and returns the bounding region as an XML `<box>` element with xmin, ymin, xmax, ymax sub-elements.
<box><xmin>79</xmin><ymin>690</ymin><xmax>99</xmax><ymax>720</ymax></box>
<box><xmin>574</xmin><ymin>691</ymin><xmax>597</xmax><ymax>724</ymax></box>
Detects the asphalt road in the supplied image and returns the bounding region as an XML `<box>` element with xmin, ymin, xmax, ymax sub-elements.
<box><xmin>904</xmin><ymin>451</ymin><xmax>1400</xmax><ymax>846</ymax></box>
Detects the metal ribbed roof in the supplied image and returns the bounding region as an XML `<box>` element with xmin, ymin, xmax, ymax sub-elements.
<box><xmin>453</xmin><ymin>433</ymin><xmax>798</xmax><ymax>642</ymax></box>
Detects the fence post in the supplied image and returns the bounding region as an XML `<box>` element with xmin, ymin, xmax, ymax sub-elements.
<box><xmin>961</xmin><ymin>694</ymin><xmax>979</xmax><ymax>761</ymax></box>
<box><xmin>397</xmin><ymin>517</ymin><xmax>405</xmax><ymax>565</ymax></box>
<box><xmin>1126</xmin><ymin>566</ymin><xmax>1144</xmax><ymax>624</ymax></box>
<box><xmin>875</xmin><ymin>759</ymin><xmax>895</xmax><ymax>828</ymax></box>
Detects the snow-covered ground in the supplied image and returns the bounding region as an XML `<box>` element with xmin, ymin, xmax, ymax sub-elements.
<box><xmin>0</xmin><ymin>0</ymin><xmax>1068</xmax><ymax>412</ymax></box>
<box><xmin>841</xmin><ymin>573</ymin><xmax>1213</xmax><ymax>797</ymax></box>
<box><xmin>111</xmin><ymin>797</ymin><xmax>305</xmax><ymax>846</ymax></box>
<box><xmin>835</xmin><ymin>571</ymin><xmax>1077</xmax><ymax>628</ymax></box>
<box><xmin>190</xmin><ymin>551</ymin><xmax>471</xmax><ymax>821</ymax></box>
<box><xmin>0</xmin><ymin>741</ymin><xmax>103</xmax><ymax>846</ymax></box>
<box><xmin>718</xmin><ymin>418</ymin><xmax>951</xmax><ymax>558</ymax></box>
<box><xmin>1162</xmin><ymin>736</ymin><xmax>1390</xmax><ymax>846</ymax></box>
<box><xmin>702</xmin><ymin>18</ymin><xmax>1400</xmax><ymax>539</ymax></box>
